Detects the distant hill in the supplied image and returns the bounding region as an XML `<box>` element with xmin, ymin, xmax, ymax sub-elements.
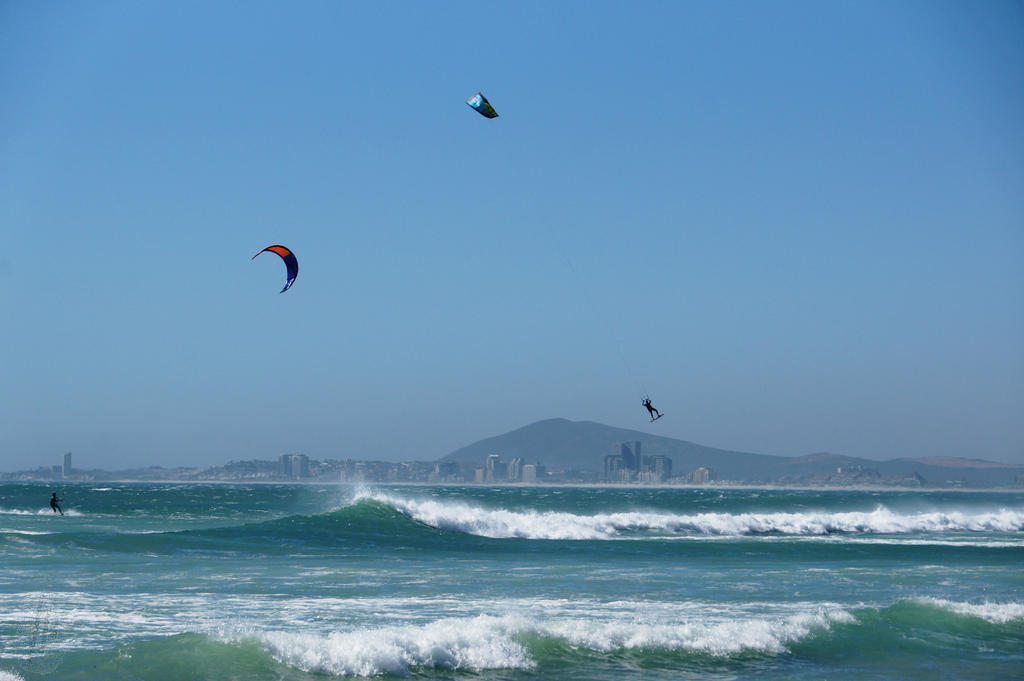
<box><xmin>897</xmin><ymin>457</ymin><xmax>1013</xmax><ymax>469</ymax></box>
<box><xmin>440</xmin><ymin>418</ymin><xmax>789</xmax><ymax>481</ymax></box>
<box><xmin>438</xmin><ymin>418</ymin><xmax>1024</xmax><ymax>486</ymax></box>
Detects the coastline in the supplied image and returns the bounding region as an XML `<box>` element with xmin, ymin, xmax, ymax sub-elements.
<box><xmin>5</xmin><ymin>479</ymin><xmax>1021</xmax><ymax>493</ymax></box>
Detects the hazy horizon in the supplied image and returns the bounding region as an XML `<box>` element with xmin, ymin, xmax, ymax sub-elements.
<box><xmin>2</xmin><ymin>1</ymin><xmax>1022</xmax><ymax>472</ymax></box>
<box><xmin>6</xmin><ymin>415</ymin><xmax>1024</xmax><ymax>474</ymax></box>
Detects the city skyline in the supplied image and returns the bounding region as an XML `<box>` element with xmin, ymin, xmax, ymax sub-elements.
<box><xmin>8</xmin><ymin>423</ymin><xmax>1021</xmax><ymax>488</ymax></box>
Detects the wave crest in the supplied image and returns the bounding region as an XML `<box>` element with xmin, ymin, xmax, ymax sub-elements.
<box><xmin>913</xmin><ymin>598</ymin><xmax>1024</xmax><ymax>624</ymax></box>
<box><xmin>354</xmin><ymin>491</ymin><xmax>1024</xmax><ymax>539</ymax></box>
<box><xmin>257</xmin><ymin>616</ymin><xmax>535</xmax><ymax>676</ymax></box>
<box><xmin>255</xmin><ymin>609</ymin><xmax>850</xmax><ymax>675</ymax></box>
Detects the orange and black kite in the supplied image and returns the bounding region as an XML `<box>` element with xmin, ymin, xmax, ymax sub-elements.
<box><xmin>252</xmin><ymin>245</ymin><xmax>298</xmax><ymax>293</ymax></box>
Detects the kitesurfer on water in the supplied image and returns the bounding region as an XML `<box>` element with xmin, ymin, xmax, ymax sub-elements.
<box><xmin>50</xmin><ymin>493</ymin><xmax>63</xmax><ymax>516</ymax></box>
<box><xmin>643</xmin><ymin>397</ymin><xmax>662</xmax><ymax>421</ymax></box>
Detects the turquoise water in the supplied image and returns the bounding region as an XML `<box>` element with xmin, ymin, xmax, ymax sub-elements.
<box><xmin>1</xmin><ymin>482</ymin><xmax>1022</xmax><ymax>680</ymax></box>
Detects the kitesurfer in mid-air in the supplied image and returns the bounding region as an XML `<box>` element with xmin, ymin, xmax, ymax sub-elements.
<box><xmin>643</xmin><ymin>397</ymin><xmax>662</xmax><ymax>422</ymax></box>
<box><xmin>50</xmin><ymin>493</ymin><xmax>63</xmax><ymax>516</ymax></box>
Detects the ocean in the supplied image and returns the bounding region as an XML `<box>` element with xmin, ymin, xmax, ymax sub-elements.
<box><xmin>1</xmin><ymin>482</ymin><xmax>1021</xmax><ymax>680</ymax></box>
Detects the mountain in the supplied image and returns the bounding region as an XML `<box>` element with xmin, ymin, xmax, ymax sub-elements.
<box><xmin>438</xmin><ymin>418</ymin><xmax>1024</xmax><ymax>486</ymax></box>
<box><xmin>439</xmin><ymin>418</ymin><xmax>788</xmax><ymax>481</ymax></box>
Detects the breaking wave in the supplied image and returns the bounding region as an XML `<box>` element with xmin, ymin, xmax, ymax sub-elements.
<box><xmin>355</xmin><ymin>490</ymin><xmax>1024</xmax><ymax>539</ymax></box>
<box><xmin>15</xmin><ymin>598</ymin><xmax>1019</xmax><ymax>679</ymax></box>
<box><xmin>254</xmin><ymin>609</ymin><xmax>849</xmax><ymax>676</ymax></box>
<box><xmin>913</xmin><ymin>598</ymin><xmax>1024</xmax><ymax>624</ymax></box>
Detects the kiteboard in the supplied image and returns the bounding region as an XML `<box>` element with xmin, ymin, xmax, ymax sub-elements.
<box><xmin>650</xmin><ymin>414</ymin><xmax>664</xmax><ymax>422</ymax></box>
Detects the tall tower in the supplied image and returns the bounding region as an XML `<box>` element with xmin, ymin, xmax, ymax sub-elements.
<box><xmin>616</xmin><ymin>441</ymin><xmax>642</xmax><ymax>473</ymax></box>
<box><xmin>290</xmin><ymin>454</ymin><xmax>310</xmax><ymax>479</ymax></box>
<box><xmin>62</xmin><ymin>452</ymin><xmax>72</xmax><ymax>478</ymax></box>
<box><xmin>485</xmin><ymin>454</ymin><xmax>506</xmax><ymax>482</ymax></box>
<box><xmin>508</xmin><ymin>457</ymin><xmax>523</xmax><ymax>482</ymax></box>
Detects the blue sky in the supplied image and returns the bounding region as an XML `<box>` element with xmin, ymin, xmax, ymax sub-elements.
<box><xmin>2</xmin><ymin>0</ymin><xmax>1022</xmax><ymax>471</ymax></box>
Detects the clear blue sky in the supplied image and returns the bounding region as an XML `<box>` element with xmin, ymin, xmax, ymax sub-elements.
<box><xmin>2</xmin><ymin>0</ymin><xmax>1022</xmax><ymax>471</ymax></box>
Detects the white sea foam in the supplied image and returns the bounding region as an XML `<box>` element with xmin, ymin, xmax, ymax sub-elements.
<box><xmin>0</xmin><ymin>670</ymin><xmax>26</xmax><ymax>681</ymax></box>
<box><xmin>0</xmin><ymin>507</ymin><xmax>82</xmax><ymax>517</ymax></box>
<box><xmin>916</xmin><ymin>598</ymin><xmax>1024</xmax><ymax>623</ymax></box>
<box><xmin>354</xmin><ymin>491</ymin><xmax>1024</xmax><ymax>539</ymax></box>
<box><xmin>257</xmin><ymin>615</ymin><xmax>535</xmax><ymax>676</ymax></box>
<box><xmin>255</xmin><ymin>608</ymin><xmax>850</xmax><ymax>675</ymax></box>
<box><xmin>542</xmin><ymin>610</ymin><xmax>852</xmax><ymax>655</ymax></box>
<box><xmin>12</xmin><ymin>589</ymin><xmax>1011</xmax><ymax>671</ymax></box>
<box><xmin>818</xmin><ymin>537</ymin><xmax>1024</xmax><ymax>548</ymax></box>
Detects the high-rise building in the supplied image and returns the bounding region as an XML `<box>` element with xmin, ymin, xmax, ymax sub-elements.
<box><xmin>649</xmin><ymin>455</ymin><xmax>672</xmax><ymax>478</ymax></box>
<box><xmin>508</xmin><ymin>457</ymin><xmax>523</xmax><ymax>482</ymax></box>
<box><xmin>604</xmin><ymin>453</ymin><xmax>625</xmax><ymax>481</ymax></box>
<box><xmin>485</xmin><ymin>454</ymin><xmax>507</xmax><ymax>482</ymax></box>
<box><xmin>606</xmin><ymin>441</ymin><xmax>643</xmax><ymax>481</ymax></box>
<box><xmin>291</xmin><ymin>454</ymin><xmax>310</xmax><ymax>479</ymax></box>
<box><xmin>616</xmin><ymin>442</ymin><xmax>642</xmax><ymax>473</ymax></box>
<box><xmin>477</xmin><ymin>456</ymin><xmax>544</xmax><ymax>484</ymax></box>
<box><xmin>62</xmin><ymin>452</ymin><xmax>72</xmax><ymax>478</ymax></box>
<box><xmin>636</xmin><ymin>454</ymin><xmax>672</xmax><ymax>482</ymax></box>
<box><xmin>429</xmin><ymin>462</ymin><xmax>460</xmax><ymax>482</ymax></box>
<box><xmin>522</xmin><ymin>463</ymin><xmax>546</xmax><ymax>483</ymax></box>
<box><xmin>691</xmin><ymin>466</ymin><xmax>714</xmax><ymax>484</ymax></box>
<box><xmin>279</xmin><ymin>453</ymin><xmax>310</xmax><ymax>480</ymax></box>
